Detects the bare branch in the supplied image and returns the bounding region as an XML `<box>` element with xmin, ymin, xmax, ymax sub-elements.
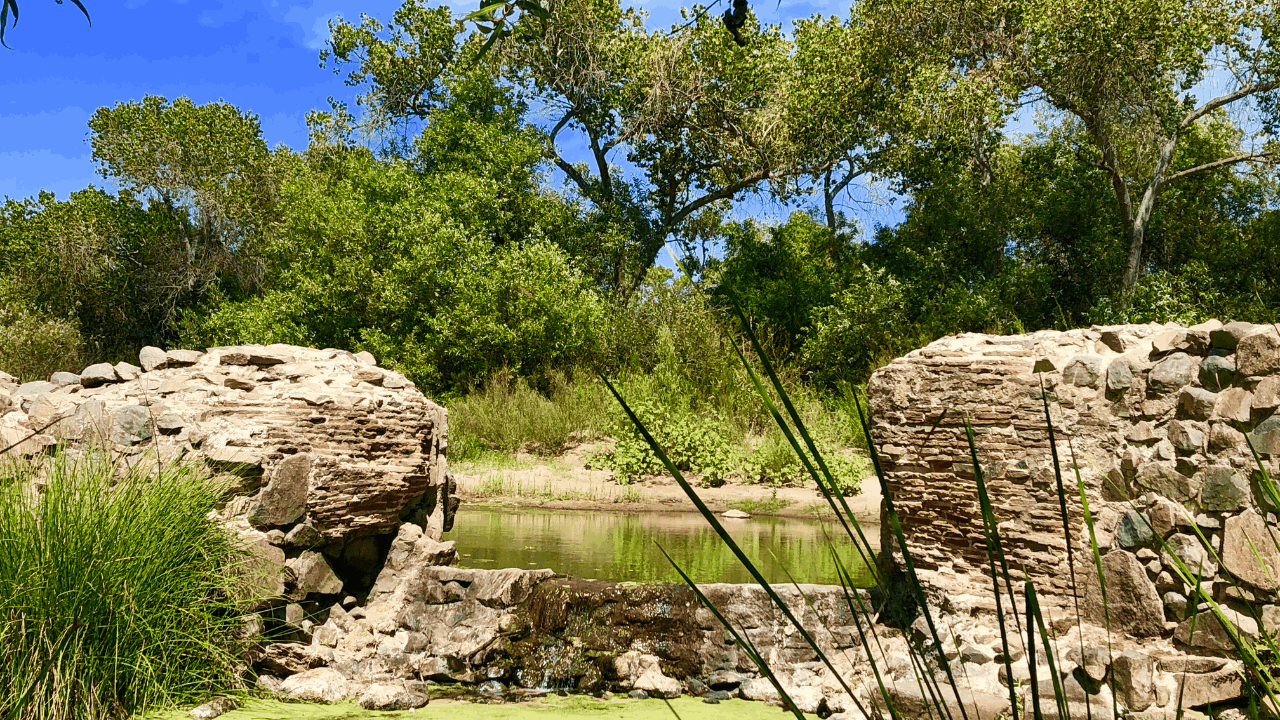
<box><xmin>1182</xmin><ymin>81</ymin><xmax>1280</xmax><ymax>129</ymax></box>
<box><xmin>1165</xmin><ymin>151</ymin><xmax>1274</xmax><ymax>183</ymax></box>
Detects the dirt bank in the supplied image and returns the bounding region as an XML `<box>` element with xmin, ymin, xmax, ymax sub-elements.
<box><xmin>450</xmin><ymin>444</ymin><xmax>880</xmax><ymax>522</ymax></box>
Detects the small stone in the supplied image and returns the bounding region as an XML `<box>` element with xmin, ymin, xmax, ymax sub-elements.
<box><xmin>1168</xmin><ymin>420</ymin><xmax>1205</xmax><ymax>454</ymax></box>
<box><xmin>166</xmin><ymin>349</ymin><xmax>203</xmax><ymax>367</ymax></box>
<box><xmin>476</xmin><ymin>680</ymin><xmax>505</xmax><ymax>697</ymax></box>
<box><xmin>721</xmin><ymin>509</ymin><xmax>750</xmax><ymax>519</ymax></box>
<box><xmin>1221</xmin><ymin>509</ymin><xmax>1280</xmax><ymax>591</ymax></box>
<box><xmin>284</xmin><ymin>602</ymin><xmax>305</xmax><ymax>627</ymax></box>
<box><xmin>1214</xmin><ymin>387</ymin><xmax>1252</xmax><ymax>423</ymax></box>
<box><xmin>1164</xmin><ymin>592</ymin><xmax>1188</xmax><ymax>617</ymax></box>
<box><xmin>1210</xmin><ymin>321</ymin><xmax>1257</xmax><ymax>350</ymax></box>
<box><xmin>1163</xmin><ymin>533</ymin><xmax>1217</xmax><ymax>577</ymax></box>
<box><xmin>358</xmin><ymin>683</ymin><xmax>429</xmax><ymax>710</ymax></box>
<box><xmin>1063</xmin><ymin>355</ymin><xmax>1105</xmax><ymax>388</ymax></box>
<box><xmin>383</xmin><ymin>373</ymin><xmax>409</xmax><ymax>389</ymax></box>
<box><xmin>284</xmin><ymin>522</ymin><xmax>322</xmax><ymax>549</ymax></box>
<box><xmin>1254</xmin><ymin>376</ymin><xmax>1280</xmax><ymax>410</ymax></box>
<box><xmin>354</xmin><ymin>350</ymin><xmax>377</xmax><ymax>366</ymax></box>
<box><xmin>79</xmin><ymin>362</ymin><xmax>119</xmax><ymax>388</ymax></box>
<box><xmin>139</xmin><ymin>346</ymin><xmax>168</xmax><ymax>371</ymax></box>
<box><xmin>287</xmin><ymin>550</ymin><xmax>344</xmax><ymax>596</ymax></box>
<box><xmin>1249</xmin><ymin>415</ymin><xmax>1280</xmax><ymax>455</ymax></box>
<box><xmin>1116</xmin><ymin>509</ymin><xmax>1155</xmax><ymax>548</ymax></box>
<box><xmin>1136</xmin><ymin>461</ymin><xmax>1198</xmax><ymax>503</ymax></box>
<box><xmin>224</xmin><ymin>376</ymin><xmax>256</xmax><ymax>391</ymax></box>
<box><xmin>1237</xmin><ymin>329</ymin><xmax>1280</xmax><ymax>376</ymax></box>
<box><xmin>1111</xmin><ymin>651</ymin><xmax>1155</xmax><ymax>712</ymax></box>
<box><xmin>959</xmin><ymin>640</ymin><xmax>996</xmax><ymax>665</ymax></box>
<box><xmin>248</xmin><ymin>350</ymin><xmax>290</xmax><ymax>366</ymax></box>
<box><xmin>219</xmin><ymin>352</ymin><xmax>250</xmax><ymax>365</ymax></box>
<box><xmin>113</xmin><ymin>362</ymin><xmax>142</xmax><ymax>381</ymax></box>
<box><xmin>1208</xmin><ymin>422</ymin><xmax>1244</xmax><ymax>451</ymax></box>
<box><xmin>1127</xmin><ymin>421</ymin><xmax>1161</xmax><ymax>443</ymax></box>
<box><xmin>189</xmin><ymin>696</ymin><xmax>239</xmax><ymax>719</ymax></box>
<box><xmin>49</xmin><ymin>371</ymin><xmax>80</xmax><ymax>387</ymax></box>
<box><xmin>1106</xmin><ymin>358</ymin><xmax>1134</xmax><ymax>394</ymax></box>
<box><xmin>628</xmin><ymin>690</ymin><xmax>649</xmax><ymax>700</ymax></box>
<box><xmin>280</xmin><ymin>667</ymin><xmax>349</xmax><ymax>703</ymax></box>
<box><xmin>1149</xmin><ymin>353</ymin><xmax>1199</xmax><ymax>394</ymax></box>
<box><xmin>1148</xmin><ymin>497</ymin><xmax>1187</xmax><ymax>536</ymax></box>
<box><xmin>1198</xmin><ymin>355</ymin><xmax>1238</xmax><ymax>392</ymax></box>
<box><xmin>156</xmin><ymin>414</ymin><xmax>185</xmax><ymax>435</ymax></box>
<box><xmin>1199</xmin><ymin>466</ymin><xmax>1249</xmax><ymax>512</ymax></box>
<box><xmin>1100</xmin><ymin>330</ymin><xmax>1127</xmax><ymax>353</ymax></box>
<box><xmin>353</xmin><ymin>368</ymin><xmax>385</xmax><ymax>386</ymax></box>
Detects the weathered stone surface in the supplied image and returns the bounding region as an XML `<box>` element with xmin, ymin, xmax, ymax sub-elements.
<box><xmin>1063</xmin><ymin>355</ymin><xmax>1105</xmax><ymax>387</ymax></box>
<box><xmin>233</xmin><ymin>530</ymin><xmax>286</xmax><ymax>604</ymax></box>
<box><xmin>1174</xmin><ymin>666</ymin><xmax>1245</xmax><ymax>708</ymax></box>
<box><xmin>139</xmin><ymin>346</ymin><xmax>168</xmax><ymax>371</ymax></box>
<box><xmin>1136</xmin><ymin>462</ymin><xmax>1198</xmax><ymax>503</ymax></box>
<box><xmin>1237</xmin><ymin>329</ymin><xmax>1280</xmax><ymax>376</ymax></box>
<box><xmin>1168</xmin><ymin>420</ymin><xmax>1205</xmax><ymax>454</ymax></box>
<box><xmin>219</xmin><ymin>352</ymin><xmax>250</xmax><ymax>365</ymax></box>
<box><xmin>79</xmin><ymin>363</ymin><xmax>119</xmax><ymax>388</ymax></box>
<box><xmin>1116</xmin><ymin>510</ymin><xmax>1155</xmax><ymax>548</ymax></box>
<box><xmin>248</xmin><ymin>350</ymin><xmax>291</xmax><ymax>366</ymax></box>
<box><xmin>114</xmin><ymin>362</ymin><xmax>142</xmax><ymax>381</ymax></box>
<box><xmin>1221</xmin><ymin>509</ymin><xmax>1280</xmax><ymax>591</ymax></box>
<box><xmin>1255</xmin><ymin>376</ymin><xmax>1280</xmax><ymax>410</ymax></box>
<box><xmin>166</xmin><ymin>349</ymin><xmax>203</xmax><ymax>366</ymax></box>
<box><xmin>250</xmin><ymin>453</ymin><xmax>312</xmax><ymax>528</ymax></box>
<box><xmin>1198</xmin><ymin>355</ymin><xmax>1238</xmax><ymax>392</ymax></box>
<box><xmin>280</xmin><ymin>667</ymin><xmax>350</xmax><ymax>703</ymax></box>
<box><xmin>1250</xmin><ymin>415</ymin><xmax>1280</xmax><ymax>455</ymax></box>
<box><xmin>1111</xmin><ymin>650</ymin><xmax>1154</xmax><ymax>712</ymax></box>
<box><xmin>1199</xmin><ymin>466</ymin><xmax>1249</xmax><ymax>512</ymax></box>
<box><xmin>1214</xmin><ymin>388</ymin><xmax>1252</xmax><ymax>424</ymax></box>
<box><xmin>1082</xmin><ymin>550</ymin><xmax>1165</xmax><ymax>637</ymax></box>
<box><xmin>1210</xmin><ymin>322</ymin><xmax>1257</xmax><ymax>351</ymax></box>
<box><xmin>1163</xmin><ymin>533</ymin><xmax>1216</xmax><ymax>577</ymax></box>
<box><xmin>1149</xmin><ymin>354</ymin><xmax>1199</xmax><ymax>394</ymax></box>
<box><xmin>358</xmin><ymin>683</ymin><xmax>428</xmax><ymax>710</ymax></box>
<box><xmin>1176</xmin><ymin>607</ymin><xmax>1258</xmax><ymax>651</ymax></box>
<box><xmin>188</xmin><ymin>696</ymin><xmax>239</xmax><ymax>719</ymax></box>
<box><xmin>1106</xmin><ymin>358</ymin><xmax>1135</xmax><ymax>394</ymax></box>
<box><xmin>354</xmin><ymin>350</ymin><xmax>377</xmax><ymax>366</ymax></box>
<box><xmin>49</xmin><ymin>371</ymin><xmax>80</xmax><ymax>387</ymax></box>
<box><xmin>287</xmin><ymin>551</ymin><xmax>344</xmax><ymax>596</ymax></box>
<box><xmin>111</xmin><ymin>404</ymin><xmax>152</xmax><ymax>444</ymax></box>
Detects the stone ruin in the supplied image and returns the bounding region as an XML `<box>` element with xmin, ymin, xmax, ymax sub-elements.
<box><xmin>0</xmin><ymin>343</ymin><xmax>456</xmax><ymax>604</ymax></box>
<box><xmin>868</xmin><ymin>320</ymin><xmax>1280</xmax><ymax>714</ymax></box>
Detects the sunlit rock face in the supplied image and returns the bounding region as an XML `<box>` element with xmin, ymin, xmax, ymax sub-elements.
<box><xmin>0</xmin><ymin>343</ymin><xmax>455</xmax><ymax>601</ymax></box>
<box><xmin>868</xmin><ymin>321</ymin><xmax>1280</xmax><ymax>641</ymax></box>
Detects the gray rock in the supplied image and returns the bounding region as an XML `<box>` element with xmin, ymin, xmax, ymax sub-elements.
<box><xmin>219</xmin><ymin>352</ymin><xmax>249</xmax><ymax>365</ymax></box>
<box><xmin>156</xmin><ymin>413</ymin><xmax>185</xmax><ymax>435</ymax></box>
<box><xmin>1163</xmin><ymin>533</ymin><xmax>1216</xmax><ymax>577</ymax></box>
<box><xmin>1148</xmin><ymin>497</ymin><xmax>1188</xmax><ymax>536</ymax></box>
<box><xmin>1214</xmin><ymin>387</ymin><xmax>1252</xmax><ymax>423</ymax></box>
<box><xmin>79</xmin><ymin>363</ymin><xmax>119</xmax><ymax>388</ymax></box>
<box><xmin>1255</xmin><ymin>376</ymin><xmax>1280</xmax><ymax>410</ymax></box>
<box><xmin>959</xmin><ymin>640</ymin><xmax>995</xmax><ymax>665</ymax></box>
<box><xmin>383</xmin><ymin>373</ymin><xmax>409</xmax><ymax>389</ymax></box>
<box><xmin>1172</xmin><ymin>386</ymin><xmax>1213</xmax><ymax>420</ymax></box>
<box><xmin>166</xmin><ymin>349</ymin><xmax>203</xmax><ymax>367</ymax></box>
<box><xmin>1210</xmin><ymin>322</ymin><xmax>1257</xmax><ymax>351</ymax></box>
<box><xmin>279</xmin><ymin>667</ymin><xmax>350</xmax><ymax>703</ymax></box>
<box><xmin>1126</xmin><ymin>421</ymin><xmax>1161</xmax><ymax>443</ymax></box>
<box><xmin>1208</xmin><ymin>422</ymin><xmax>1244</xmax><ymax>451</ymax></box>
<box><xmin>189</xmin><ymin>696</ymin><xmax>239</xmax><ymax>719</ymax></box>
<box><xmin>628</xmin><ymin>690</ymin><xmax>649</xmax><ymax>700</ymax></box>
<box><xmin>250</xmin><ymin>453</ymin><xmax>311</xmax><ymax>528</ymax></box>
<box><xmin>138</xmin><ymin>346</ymin><xmax>168</xmax><ymax>371</ymax></box>
<box><xmin>113</xmin><ymin>361</ymin><xmax>142</xmax><ymax>381</ymax></box>
<box><xmin>284</xmin><ymin>522</ymin><xmax>323</xmax><ymax>549</ymax></box>
<box><xmin>111</xmin><ymin>404</ymin><xmax>152</xmax><ymax>445</ymax></box>
<box><xmin>476</xmin><ymin>680</ymin><xmax>506</xmax><ymax>698</ymax></box>
<box><xmin>233</xmin><ymin>530</ymin><xmax>286</xmax><ymax>605</ymax></box>
<box><xmin>1149</xmin><ymin>353</ymin><xmax>1198</xmax><ymax>394</ymax></box>
<box><xmin>1164</xmin><ymin>592</ymin><xmax>1188</xmax><ymax>618</ymax></box>
<box><xmin>1100</xmin><ymin>330</ymin><xmax>1128</xmax><ymax>353</ymax></box>
<box><xmin>49</xmin><ymin>371</ymin><xmax>80</xmax><ymax>387</ymax></box>
<box><xmin>358</xmin><ymin>683</ymin><xmax>428</xmax><ymax>710</ymax></box>
<box><xmin>1116</xmin><ymin>510</ymin><xmax>1155</xmax><ymax>548</ymax></box>
<box><xmin>1174</xmin><ymin>666</ymin><xmax>1245</xmax><ymax>708</ymax></box>
<box><xmin>1176</xmin><ymin>607</ymin><xmax>1259</xmax><ymax>651</ymax></box>
<box><xmin>1249</xmin><ymin>415</ymin><xmax>1280</xmax><ymax>455</ymax></box>
<box><xmin>1135</xmin><ymin>462</ymin><xmax>1198</xmax><ymax>503</ymax></box>
<box><xmin>1111</xmin><ymin>651</ymin><xmax>1155</xmax><ymax>712</ymax></box>
<box><xmin>1199</xmin><ymin>466</ymin><xmax>1249</xmax><ymax>512</ymax></box>
<box><xmin>1106</xmin><ymin>358</ymin><xmax>1134</xmax><ymax>394</ymax></box>
<box><xmin>1063</xmin><ymin>355</ymin><xmax>1105</xmax><ymax>388</ymax></box>
<box><xmin>1220</xmin><ymin>509</ymin><xmax>1280</xmax><ymax>591</ymax></box>
<box><xmin>353</xmin><ymin>369</ymin><xmax>385</xmax><ymax>386</ymax></box>
<box><xmin>1237</xmin><ymin>329</ymin><xmax>1280</xmax><ymax>376</ymax></box>
<box><xmin>1168</xmin><ymin>420</ymin><xmax>1205</xmax><ymax>454</ymax></box>
<box><xmin>1082</xmin><ymin>550</ymin><xmax>1166</xmax><ymax>637</ymax></box>
<box><xmin>1198</xmin><ymin>355</ymin><xmax>1238</xmax><ymax>391</ymax></box>
<box><xmin>287</xmin><ymin>551</ymin><xmax>344</xmax><ymax>596</ymax></box>
<box><xmin>354</xmin><ymin>350</ymin><xmax>377</xmax><ymax>366</ymax></box>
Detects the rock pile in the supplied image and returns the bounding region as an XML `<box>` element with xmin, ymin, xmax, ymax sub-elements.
<box><xmin>0</xmin><ymin>344</ymin><xmax>456</xmax><ymax>615</ymax></box>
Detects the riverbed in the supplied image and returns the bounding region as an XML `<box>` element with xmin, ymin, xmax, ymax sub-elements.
<box><xmin>444</xmin><ymin>507</ymin><xmax>878</xmax><ymax>586</ymax></box>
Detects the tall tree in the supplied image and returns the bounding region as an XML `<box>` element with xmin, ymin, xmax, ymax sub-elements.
<box><xmin>863</xmin><ymin>0</ymin><xmax>1280</xmax><ymax>302</ymax></box>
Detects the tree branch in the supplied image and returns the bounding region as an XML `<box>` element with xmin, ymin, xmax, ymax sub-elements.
<box><xmin>1165</xmin><ymin>151</ymin><xmax>1274</xmax><ymax>183</ymax></box>
<box><xmin>667</xmin><ymin>168</ymin><xmax>773</xmax><ymax>228</ymax></box>
<box><xmin>1182</xmin><ymin>81</ymin><xmax>1280</xmax><ymax>129</ymax></box>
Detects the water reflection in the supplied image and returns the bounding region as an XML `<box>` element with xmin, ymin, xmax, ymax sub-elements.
<box><xmin>444</xmin><ymin>507</ymin><xmax>878</xmax><ymax>586</ymax></box>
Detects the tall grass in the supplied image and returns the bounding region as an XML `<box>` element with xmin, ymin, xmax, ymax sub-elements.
<box><xmin>0</xmin><ymin>449</ymin><xmax>245</xmax><ymax>720</ymax></box>
<box><xmin>611</xmin><ymin>296</ymin><xmax>1280</xmax><ymax>719</ymax></box>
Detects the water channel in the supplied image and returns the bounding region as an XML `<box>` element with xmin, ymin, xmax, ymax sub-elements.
<box><xmin>444</xmin><ymin>507</ymin><xmax>878</xmax><ymax>586</ymax></box>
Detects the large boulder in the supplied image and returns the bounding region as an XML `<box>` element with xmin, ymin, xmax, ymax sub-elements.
<box><xmin>1220</xmin><ymin>509</ymin><xmax>1280</xmax><ymax>592</ymax></box>
<box><xmin>1081</xmin><ymin>550</ymin><xmax>1166</xmax><ymax>637</ymax></box>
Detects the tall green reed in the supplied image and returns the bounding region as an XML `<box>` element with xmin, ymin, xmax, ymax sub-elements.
<box><xmin>0</xmin><ymin>448</ymin><xmax>245</xmax><ymax>720</ymax></box>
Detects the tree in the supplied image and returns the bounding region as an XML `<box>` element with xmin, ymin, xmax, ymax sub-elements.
<box><xmin>862</xmin><ymin>0</ymin><xmax>1280</xmax><ymax>302</ymax></box>
<box><xmin>1</xmin><ymin>0</ymin><xmax>89</xmax><ymax>47</ymax></box>
<box><xmin>322</xmin><ymin>0</ymin><xmax>822</xmax><ymax>299</ymax></box>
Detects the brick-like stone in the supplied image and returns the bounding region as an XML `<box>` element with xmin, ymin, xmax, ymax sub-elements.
<box><xmin>1221</xmin><ymin>509</ymin><xmax>1280</xmax><ymax>592</ymax></box>
<box><xmin>1149</xmin><ymin>353</ymin><xmax>1198</xmax><ymax>394</ymax></box>
<box><xmin>1238</xmin><ymin>329</ymin><xmax>1280</xmax><ymax>376</ymax></box>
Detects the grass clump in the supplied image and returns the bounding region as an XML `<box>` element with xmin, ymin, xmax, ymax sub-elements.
<box><xmin>449</xmin><ymin>370</ymin><xmax>613</xmax><ymax>460</ymax></box>
<box><xmin>0</xmin><ymin>449</ymin><xmax>245</xmax><ymax>720</ymax></box>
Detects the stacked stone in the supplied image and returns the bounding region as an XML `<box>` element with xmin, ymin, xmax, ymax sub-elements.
<box><xmin>0</xmin><ymin>344</ymin><xmax>455</xmax><ymax>627</ymax></box>
<box><xmin>868</xmin><ymin>320</ymin><xmax>1280</xmax><ymax>711</ymax></box>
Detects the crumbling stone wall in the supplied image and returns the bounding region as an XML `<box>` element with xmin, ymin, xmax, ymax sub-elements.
<box><xmin>867</xmin><ymin>321</ymin><xmax>1280</xmax><ymax>644</ymax></box>
<box><xmin>0</xmin><ymin>343</ymin><xmax>455</xmax><ymax>601</ymax></box>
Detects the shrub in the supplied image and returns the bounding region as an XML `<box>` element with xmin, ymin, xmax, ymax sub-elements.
<box><xmin>0</xmin><ymin>450</ymin><xmax>244</xmax><ymax>720</ymax></box>
<box><xmin>0</xmin><ymin>306</ymin><xmax>84</xmax><ymax>382</ymax></box>
<box><xmin>449</xmin><ymin>369</ymin><xmax>612</xmax><ymax>457</ymax></box>
<box><xmin>592</xmin><ymin>400</ymin><xmax>736</xmax><ymax>487</ymax></box>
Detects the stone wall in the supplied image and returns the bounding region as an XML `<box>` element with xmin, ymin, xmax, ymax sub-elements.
<box><xmin>867</xmin><ymin>321</ymin><xmax>1280</xmax><ymax>643</ymax></box>
<box><xmin>0</xmin><ymin>343</ymin><xmax>455</xmax><ymax>601</ymax></box>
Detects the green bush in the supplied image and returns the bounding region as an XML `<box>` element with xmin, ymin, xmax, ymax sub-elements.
<box><xmin>0</xmin><ymin>306</ymin><xmax>84</xmax><ymax>382</ymax></box>
<box><xmin>0</xmin><ymin>450</ymin><xmax>245</xmax><ymax>720</ymax></box>
<box><xmin>593</xmin><ymin>400</ymin><xmax>736</xmax><ymax>487</ymax></box>
<box><xmin>449</xmin><ymin>370</ymin><xmax>613</xmax><ymax>458</ymax></box>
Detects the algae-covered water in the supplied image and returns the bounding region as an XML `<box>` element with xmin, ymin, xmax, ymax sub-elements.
<box><xmin>446</xmin><ymin>507</ymin><xmax>876</xmax><ymax>586</ymax></box>
<box><xmin>150</xmin><ymin>696</ymin><xmax>817</xmax><ymax>720</ymax></box>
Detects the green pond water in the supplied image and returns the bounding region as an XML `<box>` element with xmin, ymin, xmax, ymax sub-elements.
<box><xmin>150</xmin><ymin>696</ymin><xmax>817</xmax><ymax>720</ymax></box>
<box><xmin>445</xmin><ymin>507</ymin><xmax>877</xmax><ymax>586</ymax></box>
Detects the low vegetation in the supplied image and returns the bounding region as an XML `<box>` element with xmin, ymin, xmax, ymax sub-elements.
<box><xmin>0</xmin><ymin>450</ymin><xmax>244</xmax><ymax>720</ymax></box>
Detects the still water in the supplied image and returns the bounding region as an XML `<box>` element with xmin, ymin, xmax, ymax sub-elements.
<box><xmin>444</xmin><ymin>507</ymin><xmax>878</xmax><ymax>586</ymax></box>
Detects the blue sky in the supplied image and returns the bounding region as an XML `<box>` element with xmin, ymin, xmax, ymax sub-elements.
<box><xmin>0</xmin><ymin>0</ymin><xmax>861</xmax><ymax>208</ymax></box>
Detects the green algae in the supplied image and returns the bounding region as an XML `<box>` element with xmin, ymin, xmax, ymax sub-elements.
<box><xmin>146</xmin><ymin>696</ymin><xmax>815</xmax><ymax>720</ymax></box>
